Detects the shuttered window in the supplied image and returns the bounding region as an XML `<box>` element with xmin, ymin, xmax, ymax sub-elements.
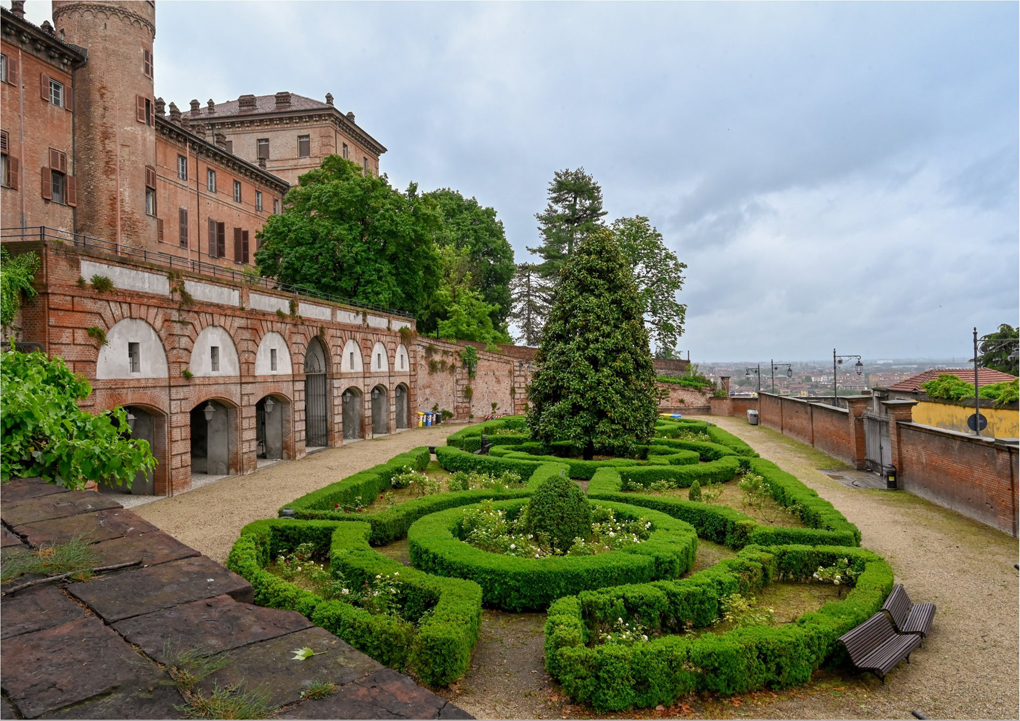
<box><xmin>146</xmin><ymin>165</ymin><xmax>157</xmax><ymax>216</ymax></box>
<box><xmin>4</xmin><ymin>55</ymin><xmax>16</xmax><ymax>88</ymax></box>
<box><xmin>255</xmin><ymin>190</ymin><xmax>263</xmax><ymax>212</ymax></box>
<box><xmin>143</xmin><ymin>48</ymin><xmax>153</xmax><ymax>78</ymax></box>
<box><xmin>233</xmin><ymin>228</ymin><xmax>250</xmax><ymax>264</ymax></box>
<box><xmin>179</xmin><ymin>208</ymin><xmax>188</xmax><ymax>248</ymax></box>
<box><xmin>257</xmin><ymin>138</ymin><xmax>269</xmax><ymax>160</ymax></box>
<box><xmin>297</xmin><ymin>135</ymin><xmax>310</xmax><ymax>158</ymax></box>
<box><xmin>177</xmin><ymin>155</ymin><xmax>187</xmax><ymax>180</ymax></box>
<box><xmin>207</xmin><ymin>219</ymin><xmax>226</xmax><ymax>258</ymax></box>
<box><xmin>233</xmin><ymin>180</ymin><xmax>241</xmax><ymax>203</ymax></box>
<box><xmin>137</xmin><ymin>95</ymin><xmax>154</xmax><ymax>124</ymax></box>
<box><xmin>42</xmin><ymin>148</ymin><xmax>73</xmax><ymax>205</ymax></box>
<box><xmin>0</xmin><ymin>130</ymin><xmax>13</xmax><ymax>190</ymax></box>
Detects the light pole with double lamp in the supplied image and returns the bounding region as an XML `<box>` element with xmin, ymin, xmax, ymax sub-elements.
<box><xmin>770</xmin><ymin>361</ymin><xmax>793</xmax><ymax>394</ymax></box>
<box><xmin>832</xmin><ymin>350</ymin><xmax>863</xmax><ymax>405</ymax></box>
<box><xmin>970</xmin><ymin>327</ymin><xmax>1019</xmax><ymax>437</ymax></box>
<box><xmin>745</xmin><ymin>365</ymin><xmax>761</xmax><ymax>394</ymax></box>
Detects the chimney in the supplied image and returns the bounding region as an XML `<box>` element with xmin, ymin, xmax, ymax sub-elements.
<box><xmin>720</xmin><ymin>376</ymin><xmax>731</xmax><ymax>396</ymax></box>
<box><xmin>238</xmin><ymin>94</ymin><xmax>257</xmax><ymax>112</ymax></box>
<box><xmin>207</xmin><ymin>99</ymin><xmax>216</xmax><ymax>112</ymax></box>
<box><xmin>155</xmin><ymin>97</ymin><xmax>166</xmax><ymax>117</ymax></box>
<box><xmin>214</xmin><ymin>132</ymin><xmax>227</xmax><ymax>149</ymax></box>
<box><xmin>192</xmin><ymin>123</ymin><xmax>206</xmax><ymax>139</ymax></box>
<box><xmin>10</xmin><ymin>1</ymin><xmax>25</xmax><ymax>19</ymax></box>
<box><xmin>274</xmin><ymin>91</ymin><xmax>292</xmax><ymax>109</ymax></box>
<box><xmin>189</xmin><ymin>99</ymin><xmax>200</xmax><ymax>114</ymax></box>
<box><xmin>168</xmin><ymin>102</ymin><xmax>181</xmax><ymax>124</ymax></box>
<box><xmin>325</xmin><ymin>93</ymin><xmax>334</xmax><ymax>106</ymax></box>
<box><xmin>40</xmin><ymin>20</ymin><xmax>54</xmax><ymax>34</ymax></box>
<box><xmin>346</xmin><ymin>111</ymin><xmax>355</xmax><ymax>123</ymax></box>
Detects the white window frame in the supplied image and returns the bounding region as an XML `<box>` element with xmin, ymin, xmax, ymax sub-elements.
<box><xmin>49</xmin><ymin>78</ymin><xmax>63</xmax><ymax>108</ymax></box>
<box><xmin>255</xmin><ymin>190</ymin><xmax>263</xmax><ymax>211</ymax></box>
<box><xmin>207</xmin><ymin>168</ymin><xmax>216</xmax><ymax>193</ymax></box>
<box><xmin>177</xmin><ymin>155</ymin><xmax>187</xmax><ymax>180</ymax></box>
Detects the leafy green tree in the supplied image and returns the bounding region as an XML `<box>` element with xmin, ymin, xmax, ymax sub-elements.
<box><xmin>611</xmin><ymin>216</ymin><xmax>688</xmax><ymax>356</ymax></box>
<box><xmin>526</xmin><ymin>228</ymin><xmax>659</xmax><ymax>460</ymax></box>
<box><xmin>529</xmin><ymin>168</ymin><xmax>607</xmax><ymax>280</ymax></box>
<box><xmin>976</xmin><ymin>324</ymin><xmax>1019</xmax><ymax>376</ymax></box>
<box><xmin>1</xmin><ymin>351</ymin><xmax>155</xmax><ymax>490</ymax></box>
<box><xmin>1</xmin><ymin>247</ymin><xmax>40</xmax><ymax>331</ymax></box>
<box><xmin>425</xmin><ymin>189</ymin><xmax>515</xmax><ymax>329</ymax></box>
<box><xmin>255</xmin><ymin>156</ymin><xmax>441</xmax><ymax>316</ymax></box>
<box><xmin>508</xmin><ymin>262</ymin><xmax>552</xmax><ymax>346</ymax></box>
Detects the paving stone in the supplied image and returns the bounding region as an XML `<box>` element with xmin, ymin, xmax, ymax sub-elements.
<box><xmin>2</xmin><ymin>524</ymin><xmax>26</xmax><ymax>548</ymax></box>
<box><xmin>0</xmin><ymin>616</ymin><xmax>150</xmax><ymax>718</ymax></box>
<box><xmin>1</xmin><ymin>493</ymin><xmax>122</xmax><ymax>528</ymax></box>
<box><xmin>1</xmin><ymin>585</ymin><xmax>86</xmax><ymax>639</ymax></box>
<box><xmin>439</xmin><ymin>702</ymin><xmax>475</xmax><ymax>719</ymax></box>
<box><xmin>14</xmin><ymin>509</ymin><xmax>161</xmax><ymax>547</ymax></box>
<box><xmin>1</xmin><ymin>696</ymin><xmax>18</xmax><ymax>719</ymax></box>
<box><xmin>197</xmin><ymin>626</ymin><xmax>383</xmax><ymax>710</ymax></box>
<box><xmin>113</xmin><ymin>593</ymin><xmax>312</xmax><ymax>664</ymax></box>
<box><xmin>40</xmin><ymin>674</ymin><xmax>184</xmax><ymax>720</ymax></box>
<box><xmin>281</xmin><ymin>668</ymin><xmax>465</xmax><ymax>720</ymax></box>
<box><xmin>67</xmin><ymin>555</ymin><xmax>253</xmax><ymax>622</ymax></box>
<box><xmin>88</xmin><ymin>531</ymin><xmax>199</xmax><ymax>569</ymax></box>
<box><xmin>0</xmin><ymin>478</ymin><xmax>68</xmax><ymax>505</ymax></box>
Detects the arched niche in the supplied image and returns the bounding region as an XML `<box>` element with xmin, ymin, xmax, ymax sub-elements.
<box><xmin>342</xmin><ymin>386</ymin><xmax>364</xmax><ymax>440</ymax></box>
<box><xmin>370</xmin><ymin>341</ymin><xmax>389</xmax><ymax>373</ymax></box>
<box><xmin>395</xmin><ymin>344</ymin><xmax>410</xmax><ymax>374</ymax></box>
<box><xmin>341</xmin><ymin>339</ymin><xmax>364</xmax><ymax>373</ymax></box>
<box><xmin>190</xmin><ymin>326</ymin><xmax>240</xmax><ymax>377</ymax></box>
<box><xmin>255</xmin><ymin>332</ymin><xmax>293</xmax><ymax>375</ymax></box>
<box><xmin>304</xmin><ymin>337</ymin><xmax>329</xmax><ymax>448</ymax></box>
<box><xmin>96</xmin><ymin>318</ymin><xmax>168</xmax><ymax>379</ymax></box>
<box><xmin>395</xmin><ymin>383</ymin><xmax>410</xmax><ymax>429</ymax></box>
<box><xmin>371</xmin><ymin>384</ymin><xmax>388</xmax><ymax>435</ymax></box>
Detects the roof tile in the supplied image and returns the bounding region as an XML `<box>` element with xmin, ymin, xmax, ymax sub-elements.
<box><xmin>886</xmin><ymin>368</ymin><xmax>1017</xmax><ymax>392</ymax></box>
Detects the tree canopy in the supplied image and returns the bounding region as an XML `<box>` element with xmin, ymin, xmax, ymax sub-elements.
<box><xmin>529</xmin><ymin>167</ymin><xmax>607</xmax><ymax>281</ymax></box>
<box><xmin>526</xmin><ymin>228</ymin><xmax>659</xmax><ymax>459</ymax></box>
<box><xmin>976</xmin><ymin>324</ymin><xmax>1019</xmax><ymax>376</ymax></box>
<box><xmin>1</xmin><ymin>351</ymin><xmax>155</xmax><ymax>489</ymax></box>
<box><xmin>254</xmin><ymin>156</ymin><xmax>442</xmax><ymax>317</ymax></box>
<box><xmin>508</xmin><ymin>262</ymin><xmax>552</xmax><ymax>346</ymax></box>
<box><xmin>611</xmin><ymin>216</ymin><xmax>688</xmax><ymax>356</ymax></box>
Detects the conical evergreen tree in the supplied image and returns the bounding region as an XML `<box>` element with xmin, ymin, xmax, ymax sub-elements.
<box><xmin>529</xmin><ymin>168</ymin><xmax>607</xmax><ymax>281</ymax></box>
<box><xmin>526</xmin><ymin>228</ymin><xmax>659</xmax><ymax>460</ymax></box>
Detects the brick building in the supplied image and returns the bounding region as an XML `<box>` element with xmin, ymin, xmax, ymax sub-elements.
<box><xmin>186</xmin><ymin>92</ymin><xmax>386</xmax><ymax>185</ymax></box>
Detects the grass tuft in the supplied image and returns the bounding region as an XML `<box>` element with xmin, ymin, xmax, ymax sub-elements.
<box><xmin>176</xmin><ymin>683</ymin><xmax>274</xmax><ymax>720</ymax></box>
<box><xmin>0</xmin><ymin>534</ymin><xmax>96</xmax><ymax>583</ymax></box>
<box><xmin>300</xmin><ymin>680</ymin><xmax>339</xmax><ymax>700</ymax></box>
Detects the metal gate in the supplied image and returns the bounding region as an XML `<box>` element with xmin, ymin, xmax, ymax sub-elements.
<box><xmin>863</xmin><ymin>414</ymin><xmax>891</xmax><ymax>473</ymax></box>
<box><xmin>304</xmin><ymin>373</ymin><xmax>328</xmax><ymax>447</ymax></box>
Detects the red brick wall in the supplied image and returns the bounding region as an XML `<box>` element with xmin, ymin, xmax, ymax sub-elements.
<box><xmin>897</xmin><ymin>423</ymin><xmax>1019</xmax><ymax>536</ymax></box>
<box><xmin>811</xmin><ymin>403</ymin><xmax>854</xmax><ymax>463</ymax></box>
<box><xmin>1</xmin><ymin>37</ymin><xmax>77</xmax><ymax>232</ymax></box>
<box><xmin>658</xmin><ymin>383</ymin><xmax>711</xmax><ymax>413</ymax></box>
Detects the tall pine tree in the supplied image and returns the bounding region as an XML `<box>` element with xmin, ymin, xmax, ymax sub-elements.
<box><xmin>526</xmin><ymin>228</ymin><xmax>659</xmax><ymax>460</ymax></box>
<box><xmin>508</xmin><ymin>262</ymin><xmax>552</xmax><ymax>346</ymax></box>
<box><xmin>529</xmin><ymin>168</ymin><xmax>607</xmax><ymax>280</ymax></box>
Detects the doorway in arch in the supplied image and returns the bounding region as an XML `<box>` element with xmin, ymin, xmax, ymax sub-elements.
<box><xmin>304</xmin><ymin>338</ymin><xmax>329</xmax><ymax>449</ymax></box>
<box><xmin>395</xmin><ymin>384</ymin><xmax>410</xmax><ymax>430</ymax></box>
<box><xmin>371</xmin><ymin>385</ymin><xmax>388</xmax><ymax>436</ymax></box>
<box><xmin>342</xmin><ymin>387</ymin><xmax>364</xmax><ymax>441</ymax></box>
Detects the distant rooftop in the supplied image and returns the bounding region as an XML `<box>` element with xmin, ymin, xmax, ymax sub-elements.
<box><xmin>192</xmin><ymin>92</ymin><xmax>331</xmax><ymax>118</ymax></box>
<box><xmin>886</xmin><ymin>368</ymin><xmax>1017</xmax><ymax>392</ymax></box>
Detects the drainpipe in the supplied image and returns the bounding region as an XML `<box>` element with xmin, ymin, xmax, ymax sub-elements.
<box><xmin>18</xmin><ymin>48</ymin><xmax>26</xmax><ymax>229</ymax></box>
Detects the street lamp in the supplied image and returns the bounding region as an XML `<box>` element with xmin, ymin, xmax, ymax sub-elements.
<box><xmin>745</xmin><ymin>364</ymin><xmax>761</xmax><ymax>394</ymax></box>
<box><xmin>833</xmin><ymin>350</ymin><xmax>863</xmax><ymax>405</ymax></box>
<box><xmin>770</xmin><ymin>361</ymin><xmax>794</xmax><ymax>394</ymax></box>
<box><xmin>970</xmin><ymin>327</ymin><xmax>1020</xmax><ymax>437</ymax></box>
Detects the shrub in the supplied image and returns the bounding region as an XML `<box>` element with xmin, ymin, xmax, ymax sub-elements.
<box><xmin>522</xmin><ymin>473</ymin><xmax>592</xmax><ymax>551</ymax></box>
<box><xmin>85</xmin><ymin>326</ymin><xmax>107</xmax><ymax>346</ymax></box>
<box><xmin>90</xmin><ymin>274</ymin><xmax>114</xmax><ymax>293</ymax></box>
<box><xmin>688</xmin><ymin>480</ymin><xmax>702</xmax><ymax>502</ymax></box>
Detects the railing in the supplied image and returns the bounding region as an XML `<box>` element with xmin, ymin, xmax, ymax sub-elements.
<box><xmin>0</xmin><ymin>226</ymin><xmax>415</xmax><ymax>319</ymax></box>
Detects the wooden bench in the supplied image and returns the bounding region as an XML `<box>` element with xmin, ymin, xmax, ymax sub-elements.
<box><xmin>838</xmin><ymin>613</ymin><xmax>922</xmax><ymax>683</ymax></box>
<box><xmin>882</xmin><ymin>584</ymin><xmax>936</xmax><ymax>644</ymax></box>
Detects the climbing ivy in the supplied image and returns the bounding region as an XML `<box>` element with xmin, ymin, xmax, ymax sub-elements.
<box><xmin>0</xmin><ymin>247</ymin><xmax>39</xmax><ymax>331</ymax></box>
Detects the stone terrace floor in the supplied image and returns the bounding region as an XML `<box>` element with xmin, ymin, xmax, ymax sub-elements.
<box><xmin>0</xmin><ymin>478</ymin><xmax>471</xmax><ymax>720</ymax></box>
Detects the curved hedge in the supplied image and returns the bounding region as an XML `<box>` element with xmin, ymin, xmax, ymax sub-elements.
<box><xmin>407</xmin><ymin>499</ymin><xmax>699</xmax><ymax>611</ymax></box>
<box><xmin>227</xmin><ymin>518</ymin><xmax>482</xmax><ymax>686</ymax></box>
<box><xmin>446</xmin><ymin>417</ymin><xmax>531</xmax><ymax>452</ymax></box>
<box><xmin>617</xmin><ymin>456</ymin><xmax>743</xmax><ymax>489</ymax></box>
<box><xmin>486</xmin><ymin>447</ymin><xmax>699</xmax><ymax>480</ymax></box>
<box><xmin>655</xmin><ymin>419</ymin><xmax>759</xmax><ymax>458</ymax></box>
<box><xmin>544</xmin><ymin>544</ymin><xmax>893</xmax><ymax>710</ymax></box>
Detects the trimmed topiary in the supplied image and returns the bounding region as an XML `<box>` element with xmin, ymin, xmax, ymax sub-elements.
<box><xmin>688</xmin><ymin>480</ymin><xmax>702</xmax><ymax>502</ymax></box>
<box><xmin>523</xmin><ymin>472</ymin><xmax>592</xmax><ymax>551</ymax></box>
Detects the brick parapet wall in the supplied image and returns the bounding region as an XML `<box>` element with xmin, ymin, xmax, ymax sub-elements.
<box><xmin>658</xmin><ymin>382</ymin><xmax>712</xmax><ymax>414</ymax></box>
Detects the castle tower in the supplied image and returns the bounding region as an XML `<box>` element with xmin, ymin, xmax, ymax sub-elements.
<box><xmin>52</xmin><ymin>0</ymin><xmax>157</xmax><ymax>246</ymax></box>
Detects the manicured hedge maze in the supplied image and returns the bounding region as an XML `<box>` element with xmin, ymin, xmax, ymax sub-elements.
<box><xmin>408</xmin><ymin>498</ymin><xmax>699</xmax><ymax>611</ymax></box>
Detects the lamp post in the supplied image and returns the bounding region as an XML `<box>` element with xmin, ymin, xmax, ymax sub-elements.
<box><xmin>970</xmin><ymin>327</ymin><xmax>1020</xmax><ymax>437</ymax></box>
<box><xmin>745</xmin><ymin>364</ymin><xmax>761</xmax><ymax>394</ymax></box>
<box><xmin>833</xmin><ymin>350</ymin><xmax>863</xmax><ymax>405</ymax></box>
<box><xmin>770</xmin><ymin>361</ymin><xmax>794</xmax><ymax>394</ymax></box>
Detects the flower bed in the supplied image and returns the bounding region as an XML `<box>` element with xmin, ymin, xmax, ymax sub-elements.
<box><xmin>407</xmin><ymin>498</ymin><xmax>698</xmax><ymax>611</ymax></box>
<box><xmin>544</xmin><ymin>544</ymin><xmax>893</xmax><ymax>710</ymax></box>
<box><xmin>227</xmin><ymin>518</ymin><xmax>482</xmax><ymax>686</ymax></box>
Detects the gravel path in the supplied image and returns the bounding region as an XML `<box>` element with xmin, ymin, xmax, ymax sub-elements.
<box><xmin>135</xmin><ymin>427</ymin><xmax>456</xmax><ymax>564</ymax></box>
<box><xmin>687</xmin><ymin>415</ymin><xmax>1019</xmax><ymax>720</ymax></box>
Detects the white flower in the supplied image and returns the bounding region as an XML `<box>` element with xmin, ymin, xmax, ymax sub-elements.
<box><xmin>834</xmin><ymin>579</ymin><xmax>840</xmax><ymax>586</ymax></box>
<box><xmin>393</xmin><ymin>572</ymin><xmax>399</xmax><ymax>576</ymax></box>
<box><xmin>510</xmin><ymin>544</ymin><xmax>516</xmax><ymax>549</ymax></box>
<box><xmin>618</xmin><ymin>617</ymin><xmax>624</xmax><ymax>623</ymax></box>
<box><xmin>642</xmin><ymin>635</ymin><xmax>648</xmax><ymax>641</ymax></box>
<box><xmin>296</xmin><ymin>567</ymin><xmax>302</xmax><ymax>572</ymax></box>
<box><xmin>376</xmin><ymin>575</ymin><xmax>382</xmax><ymax>579</ymax></box>
<box><xmin>341</xmin><ymin>588</ymin><xmax>350</xmax><ymax>595</ymax></box>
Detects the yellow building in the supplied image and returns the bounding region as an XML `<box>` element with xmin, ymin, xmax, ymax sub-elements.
<box><xmin>912</xmin><ymin>400</ymin><xmax>1019</xmax><ymax>439</ymax></box>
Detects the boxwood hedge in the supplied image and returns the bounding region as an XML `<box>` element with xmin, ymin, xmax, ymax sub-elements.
<box><xmin>655</xmin><ymin>419</ymin><xmax>759</xmax><ymax>458</ymax></box>
<box><xmin>544</xmin><ymin>544</ymin><xmax>893</xmax><ymax>710</ymax></box>
<box><xmin>407</xmin><ymin>499</ymin><xmax>699</xmax><ymax>611</ymax></box>
<box><xmin>227</xmin><ymin>518</ymin><xmax>482</xmax><ymax>686</ymax></box>
<box><xmin>485</xmin><ymin>447</ymin><xmax>699</xmax><ymax>480</ymax></box>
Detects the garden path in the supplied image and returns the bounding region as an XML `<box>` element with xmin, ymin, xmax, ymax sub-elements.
<box><xmin>136</xmin><ymin>426</ymin><xmax>457</xmax><ymax>564</ymax></box>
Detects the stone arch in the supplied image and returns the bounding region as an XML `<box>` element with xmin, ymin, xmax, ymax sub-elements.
<box><xmin>371</xmin><ymin>384</ymin><xmax>388</xmax><ymax>435</ymax></box>
<box><xmin>255</xmin><ymin>332</ymin><xmax>293</xmax><ymax>375</ymax></box>
<box><xmin>341</xmin><ymin>338</ymin><xmax>364</xmax><ymax>373</ymax></box>
<box><xmin>395</xmin><ymin>383</ymin><xmax>410</xmax><ymax>430</ymax></box>
<box><xmin>190</xmin><ymin>326</ymin><xmax>240</xmax><ymax>377</ymax></box>
<box><xmin>370</xmin><ymin>342</ymin><xmax>389</xmax><ymax>373</ymax></box>
<box><xmin>342</xmin><ymin>386</ymin><xmax>364</xmax><ymax>440</ymax></box>
<box><xmin>256</xmin><ymin>393</ymin><xmax>292</xmax><ymax>462</ymax></box>
<box><xmin>189</xmin><ymin>398</ymin><xmax>239</xmax><ymax>478</ymax></box>
<box><xmin>395</xmin><ymin>344</ymin><xmax>410</xmax><ymax>374</ymax></box>
<box><xmin>304</xmin><ymin>337</ymin><xmax>330</xmax><ymax>448</ymax></box>
<box><xmin>96</xmin><ymin>318</ymin><xmax>168</xmax><ymax>379</ymax></box>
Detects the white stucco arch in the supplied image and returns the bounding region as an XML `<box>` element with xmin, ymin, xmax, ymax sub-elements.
<box><xmin>255</xmin><ymin>331</ymin><xmax>293</xmax><ymax>375</ymax></box>
<box><xmin>370</xmin><ymin>342</ymin><xmax>389</xmax><ymax>373</ymax></box>
<box><xmin>341</xmin><ymin>339</ymin><xmax>364</xmax><ymax>373</ymax></box>
<box><xmin>395</xmin><ymin>344</ymin><xmax>410</xmax><ymax>374</ymax></box>
<box><xmin>96</xmin><ymin>318</ymin><xmax>168</xmax><ymax>379</ymax></box>
<box><xmin>190</xmin><ymin>326</ymin><xmax>240</xmax><ymax>377</ymax></box>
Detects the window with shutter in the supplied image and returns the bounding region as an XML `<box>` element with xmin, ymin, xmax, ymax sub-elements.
<box><xmin>7</xmin><ymin>56</ymin><xmax>16</xmax><ymax>88</ymax></box>
<box><xmin>233</xmin><ymin>180</ymin><xmax>241</xmax><ymax>203</ymax></box>
<box><xmin>157</xmin><ymin>218</ymin><xmax>164</xmax><ymax>242</ymax></box>
<box><xmin>66</xmin><ymin>176</ymin><xmax>76</xmax><ymax>207</ymax></box>
<box><xmin>207</xmin><ymin>168</ymin><xmax>216</xmax><ymax>192</ymax></box>
<box><xmin>233</xmin><ymin>227</ymin><xmax>242</xmax><ymax>262</ymax></box>
<box><xmin>65</xmin><ymin>86</ymin><xmax>74</xmax><ymax>112</ymax></box>
<box><xmin>41</xmin><ymin>167</ymin><xmax>51</xmax><ymax>200</ymax></box>
<box><xmin>144</xmin><ymin>98</ymin><xmax>153</xmax><ymax>126</ymax></box>
<box><xmin>9</xmin><ymin>157</ymin><xmax>18</xmax><ymax>190</ymax></box>
<box><xmin>0</xmin><ymin>54</ymin><xmax>5</xmax><ymax>84</ymax></box>
<box><xmin>179</xmin><ymin>208</ymin><xmax>188</xmax><ymax>248</ymax></box>
<box><xmin>298</xmin><ymin>135</ymin><xmax>310</xmax><ymax>158</ymax></box>
<box><xmin>143</xmin><ymin>48</ymin><xmax>153</xmax><ymax>78</ymax></box>
<box><xmin>242</xmin><ymin>230</ymin><xmax>250</xmax><ymax>264</ymax></box>
<box><xmin>208</xmin><ymin>218</ymin><xmax>217</xmax><ymax>257</ymax></box>
<box><xmin>217</xmin><ymin>222</ymin><xmax>226</xmax><ymax>258</ymax></box>
<box><xmin>0</xmin><ymin>131</ymin><xmax>7</xmax><ymax>153</ymax></box>
<box><xmin>145</xmin><ymin>166</ymin><xmax>156</xmax><ymax>189</ymax></box>
<box><xmin>177</xmin><ymin>155</ymin><xmax>187</xmax><ymax>180</ymax></box>
<box><xmin>40</xmin><ymin>72</ymin><xmax>48</xmax><ymax>101</ymax></box>
<box><xmin>136</xmin><ymin>95</ymin><xmax>146</xmax><ymax>123</ymax></box>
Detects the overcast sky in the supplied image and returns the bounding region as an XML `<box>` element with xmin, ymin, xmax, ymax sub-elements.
<box><xmin>16</xmin><ymin>1</ymin><xmax>1019</xmax><ymax>362</ymax></box>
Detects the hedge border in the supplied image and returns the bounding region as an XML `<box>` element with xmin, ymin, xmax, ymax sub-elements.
<box><xmin>544</xmin><ymin>544</ymin><xmax>893</xmax><ymax>710</ymax></box>
<box><xmin>226</xmin><ymin>518</ymin><xmax>482</xmax><ymax>686</ymax></box>
<box><xmin>407</xmin><ymin>498</ymin><xmax>699</xmax><ymax>611</ymax></box>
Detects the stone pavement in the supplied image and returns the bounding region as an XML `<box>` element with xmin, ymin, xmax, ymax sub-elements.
<box><xmin>1</xmin><ymin>478</ymin><xmax>471</xmax><ymax>720</ymax></box>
